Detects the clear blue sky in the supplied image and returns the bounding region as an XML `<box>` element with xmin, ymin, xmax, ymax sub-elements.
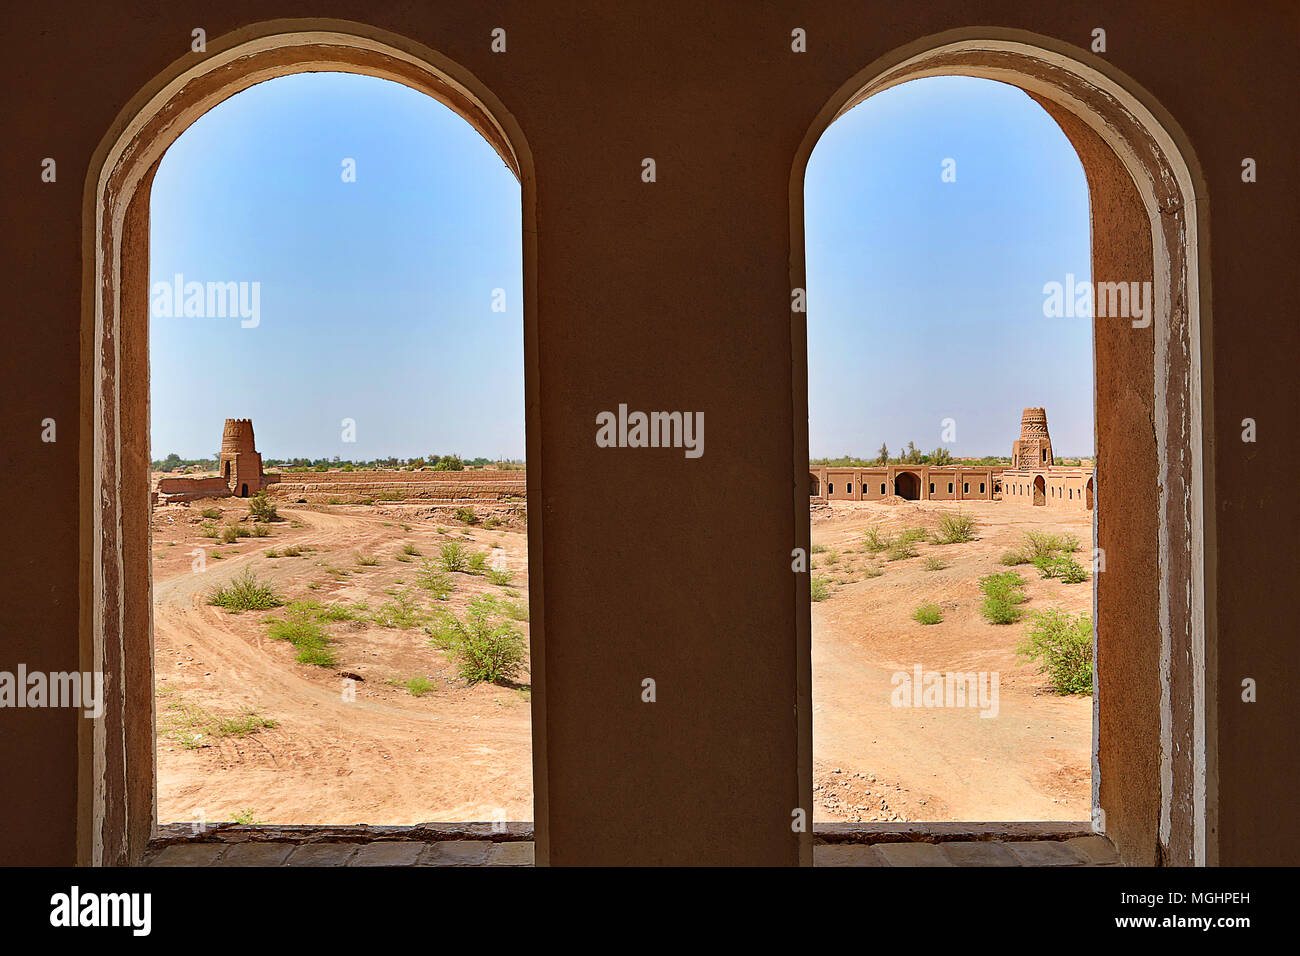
<box><xmin>150</xmin><ymin>72</ymin><xmax>524</xmax><ymax>461</ymax></box>
<box><xmin>806</xmin><ymin>76</ymin><xmax>1093</xmax><ymax>458</ymax></box>
<box><xmin>151</xmin><ymin>72</ymin><xmax>1092</xmax><ymax>461</ymax></box>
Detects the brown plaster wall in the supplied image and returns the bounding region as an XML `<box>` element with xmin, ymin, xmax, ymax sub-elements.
<box><xmin>1033</xmin><ymin>96</ymin><xmax>1162</xmax><ymax>863</ymax></box>
<box><xmin>2</xmin><ymin>1</ymin><xmax>1296</xmax><ymax>866</ymax></box>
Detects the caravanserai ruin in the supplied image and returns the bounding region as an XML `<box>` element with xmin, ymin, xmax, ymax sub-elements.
<box><xmin>810</xmin><ymin>407</ymin><xmax>1094</xmax><ymax>510</ymax></box>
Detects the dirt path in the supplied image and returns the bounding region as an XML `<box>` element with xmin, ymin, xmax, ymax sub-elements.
<box><xmin>152</xmin><ymin>501</ymin><xmax>532</xmax><ymax>825</ymax></box>
<box><xmin>152</xmin><ymin>494</ymin><xmax>1091</xmax><ymax>826</ymax></box>
<box><xmin>810</xmin><ymin>499</ymin><xmax>1093</xmax><ymax>822</ymax></box>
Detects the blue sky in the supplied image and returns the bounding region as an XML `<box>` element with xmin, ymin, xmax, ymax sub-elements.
<box><xmin>806</xmin><ymin>76</ymin><xmax>1093</xmax><ymax>458</ymax></box>
<box><xmin>151</xmin><ymin>72</ymin><xmax>1092</xmax><ymax>461</ymax></box>
<box><xmin>150</xmin><ymin>72</ymin><xmax>524</xmax><ymax>461</ymax></box>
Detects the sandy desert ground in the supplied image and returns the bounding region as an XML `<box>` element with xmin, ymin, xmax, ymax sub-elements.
<box><xmin>150</xmin><ymin>498</ymin><xmax>533</xmax><ymax>826</ymax></box>
<box><xmin>150</xmin><ymin>491</ymin><xmax>1092</xmax><ymax>825</ymax></box>
<box><xmin>810</xmin><ymin>498</ymin><xmax>1093</xmax><ymax>823</ymax></box>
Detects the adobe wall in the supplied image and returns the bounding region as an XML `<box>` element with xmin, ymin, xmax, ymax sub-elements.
<box><xmin>266</xmin><ymin>470</ymin><xmax>527</xmax><ymax>502</ymax></box>
<box><xmin>811</xmin><ymin>465</ymin><xmax>1001</xmax><ymax>502</ymax></box>
<box><xmin>1000</xmin><ymin>468</ymin><xmax>1095</xmax><ymax>509</ymax></box>
<box><xmin>2</xmin><ymin>1</ymin><xmax>1296</xmax><ymax>866</ymax></box>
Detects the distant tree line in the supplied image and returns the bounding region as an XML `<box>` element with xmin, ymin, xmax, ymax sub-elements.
<box><xmin>153</xmin><ymin>452</ymin><xmax>526</xmax><ymax>472</ymax></box>
<box><xmin>810</xmin><ymin>440</ymin><xmax>1090</xmax><ymax>468</ymax></box>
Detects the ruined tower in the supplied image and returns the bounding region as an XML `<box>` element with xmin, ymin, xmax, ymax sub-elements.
<box><xmin>1011</xmin><ymin>407</ymin><xmax>1055</xmax><ymax>469</ymax></box>
<box><xmin>218</xmin><ymin>418</ymin><xmax>264</xmax><ymax>498</ymax></box>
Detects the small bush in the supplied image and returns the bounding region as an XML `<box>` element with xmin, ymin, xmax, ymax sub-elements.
<box><xmin>200</xmin><ymin>508</ymin><xmax>222</xmax><ymax>520</ymax></box>
<box><xmin>811</xmin><ymin>543</ymin><xmax>828</xmax><ymax>554</ymax></box>
<box><xmin>405</xmin><ymin>676</ymin><xmax>436</xmax><ymax>697</ymax></box>
<box><xmin>810</xmin><ymin>575</ymin><xmax>831</xmax><ymax>602</ymax></box>
<box><xmin>980</xmin><ymin>570</ymin><xmax>1028</xmax><ymax>602</ymax></box>
<box><xmin>912</xmin><ymin>603</ymin><xmax>943</xmax><ymax>625</ymax></box>
<box><xmin>488</xmin><ymin>567</ymin><xmax>513</xmax><ymax>586</ymax></box>
<box><xmin>400</xmin><ymin>542</ymin><xmax>420</xmax><ymax>556</ymax></box>
<box><xmin>1057</xmin><ymin>558</ymin><xmax>1089</xmax><ymax>584</ymax></box>
<box><xmin>248</xmin><ymin>491</ymin><xmax>278</xmax><ymax>523</ymax></box>
<box><xmin>467</xmin><ymin>551</ymin><xmax>490</xmax><ymax>575</ymax></box>
<box><xmin>250</xmin><ymin>523</ymin><xmax>270</xmax><ymax>538</ymax></box>
<box><xmin>199</xmin><ymin>523</ymin><xmax>220</xmax><ymax>539</ymax></box>
<box><xmin>266</xmin><ymin>608</ymin><xmax>335</xmax><ymax>667</ymax></box>
<box><xmin>999</xmin><ymin>549</ymin><xmax>1031</xmax><ymax>566</ymax></box>
<box><xmin>439</xmin><ymin>541</ymin><xmax>469</xmax><ymax>572</ymax></box>
<box><xmin>355</xmin><ymin>553</ymin><xmax>380</xmax><ymax>567</ymax></box>
<box><xmin>979</xmin><ymin>571</ymin><xmax>1027</xmax><ymax>625</ymax></box>
<box><xmin>209</xmin><ymin>570</ymin><xmax>283</xmax><ymax>611</ymax></box>
<box><xmin>215</xmin><ymin>710</ymin><xmax>278</xmax><ymax>736</ymax></box>
<box><xmin>933</xmin><ymin>512</ymin><xmax>977</xmax><ymax>544</ymax></box>
<box><xmin>454</xmin><ymin>507</ymin><xmax>479</xmax><ymax>526</ymax></box>
<box><xmin>282</xmin><ymin>545</ymin><xmax>302</xmax><ymax>557</ymax></box>
<box><xmin>982</xmin><ymin>595</ymin><xmax>1023</xmax><ymax>625</ymax></box>
<box><xmin>923</xmin><ymin>557</ymin><xmax>948</xmax><ymax>571</ymax></box>
<box><xmin>219</xmin><ymin>523</ymin><xmax>241</xmax><ymax>544</ymax></box>
<box><xmin>427</xmin><ymin>598</ymin><xmax>527</xmax><ymax>685</ymax></box>
<box><xmin>1018</xmin><ymin>609</ymin><xmax>1093</xmax><ymax>694</ymax></box>
<box><xmin>416</xmin><ymin>560</ymin><xmax>455</xmax><ymax>599</ymax></box>
<box><xmin>885</xmin><ymin>540</ymin><xmax>918</xmax><ymax>562</ymax></box>
<box><xmin>373</xmin><ymin>589</ymin><xmax>425</xmax><ymax>630</ymax></box>
<box><xmin>318</xmin><ymin>603</ymin><xmax>362</xmax><ymax>622</ymax></box>
<box><xmin>861</xmin><ymin>527</ymin><xmax>891</xmax><ymax>553</ymax></box>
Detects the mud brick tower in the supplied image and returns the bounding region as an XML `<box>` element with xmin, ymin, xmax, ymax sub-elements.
<box><xmin>218</xmin><ymin>418</ymin><xmax>264</xmax><ymax>498</ymax></box>
<box><xmin>1012</xmin><ymin>407</ymin><xmax>1055</xmax><ymax>469</ymax></box>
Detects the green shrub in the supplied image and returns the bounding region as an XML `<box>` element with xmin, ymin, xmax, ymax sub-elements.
<box><xmin>810</xmin><ymin>575</ymin><xmax>831</xmax><ymax>602</ymax></box>
<box><xmin>980</xmin><ymin>570</ymin><xmax>1027</xmax><ymax>602</ymax></box>
<box><xmin>426</xmin><ymin>598</ymin><xmax>526</xmax><ymax>685</ymax></box>
<box><xmin>861</xmin><ymin>527</ymin><xmax>890</xmax><ymax>553</ymax></box>
<box><xmin>199</xmin><ymin>522</ymin><xmax>220</xmax><ymax>538</ymax></box>
<box><xmin>982</xmin><ymin>595</ymin><xmax>1023</xmax><ymax>624</ymax></box>
<box><xmin>885</xmin><ymin>540</ymin><xmax>918</xmax><ymax>561</ymax></box>
<box><xmin>488</xmin><ymin>567</ymin><xmax>513</xmax><ymax>586</ymax></box>
<box><xmin>200</xmin><ymin>508</ymin><xmax>222</xmax><ymax>520</ymax></box>
<box><xmin>372</xmin><ymin>589</ymin><xmax>426</xmax><ymax>630</ymax></box>
<box><xmin>400</xmin><ymin>542</ymin><xmax>420</xmax><ymax>556</ymax></box>
<box><xmin>215</xmin><ymin>710</ymin><xmax>278</xmax><ymax>736</ymax></box>
<box><xmin>405</xmin><ymin>676</ymin><xmax>436</xmax><ymax>697</ymax></box>
<box><xmin>979</xmin><ymin>571</ymin><xmax>1027</xmax><ymax>624</ymax></box>
<box><xmin>467</xmin><ymin>551</ymin><xmax>489</xmax><ymax>575</ymax></box>
<box><xmin>318</xmin><ymin>603</ymin><xmax>363</xmax><ymax>622</ymax></box>
<box><xmin>416</xmin><ymin>560</ymin><xmax>454</xmax><ymax>599</ymax></box>
<box><xmin>439</xmin><ymin>541</ymin><xmax>469</xmax><ymax>572</ymax></box>
<box><xmin>250</xmin><ymin>523</ymin><xmax>270</xmax><ymax>538</ymax></box>
<box><xmin>454</xmin><ymin>507</ymin><xmax>479</xmax><ymax>525</ymax></box>
<box><xmin>1018</xmin><ymin>609</ymin><xmax>1093</xmax><ymax>694</ymax></box>
<box><xmin>811</xmin><ymin>543</ymin><xmax>828</xmax><ymax>554</ymax></box>
<box><xmin>209</xmin><ymin>570</ymin><xmax>283</xmax><ymax>611</ymax></box>
<box><xmin>248</xmin><ymin>491</ymin><xmax>278</xmax><ymax>523</ymax></box>
<box><xmin>923</xmin><ymin>557</ymin><xmax>948</xmax><ymax>571</ymax></box>
<box><xmin>219</xmin><ymin>523</ymin><xmax>241</xmax><ymax>544</ymax></box>
<box><xmin>912</xmin><ymin>603</ymin><xmax>943</xmax><ymax>625</ymax></box>
<box><xmin>355</xmin><ymin>553</ymin><xmax>380</xmax><ymax>567</ymax></box>
<box><xmin>999</xmin><ymin>549</ymin><xmax>1031</xmax><ymax>566</ymax></box>
<box><xmin>266</xmin><ymin>608</ymin><xmax>335</xmax><ymax>667</ymax></box>
<box><xmin>1057</xmin><ymin>558</ymin><xmax>1089</xmax><ymax>584</ymax></box>
<box><xmin>933</xmin><ymin>512</ymin><xmax>977</xmax><ymax>544</ymax></box>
